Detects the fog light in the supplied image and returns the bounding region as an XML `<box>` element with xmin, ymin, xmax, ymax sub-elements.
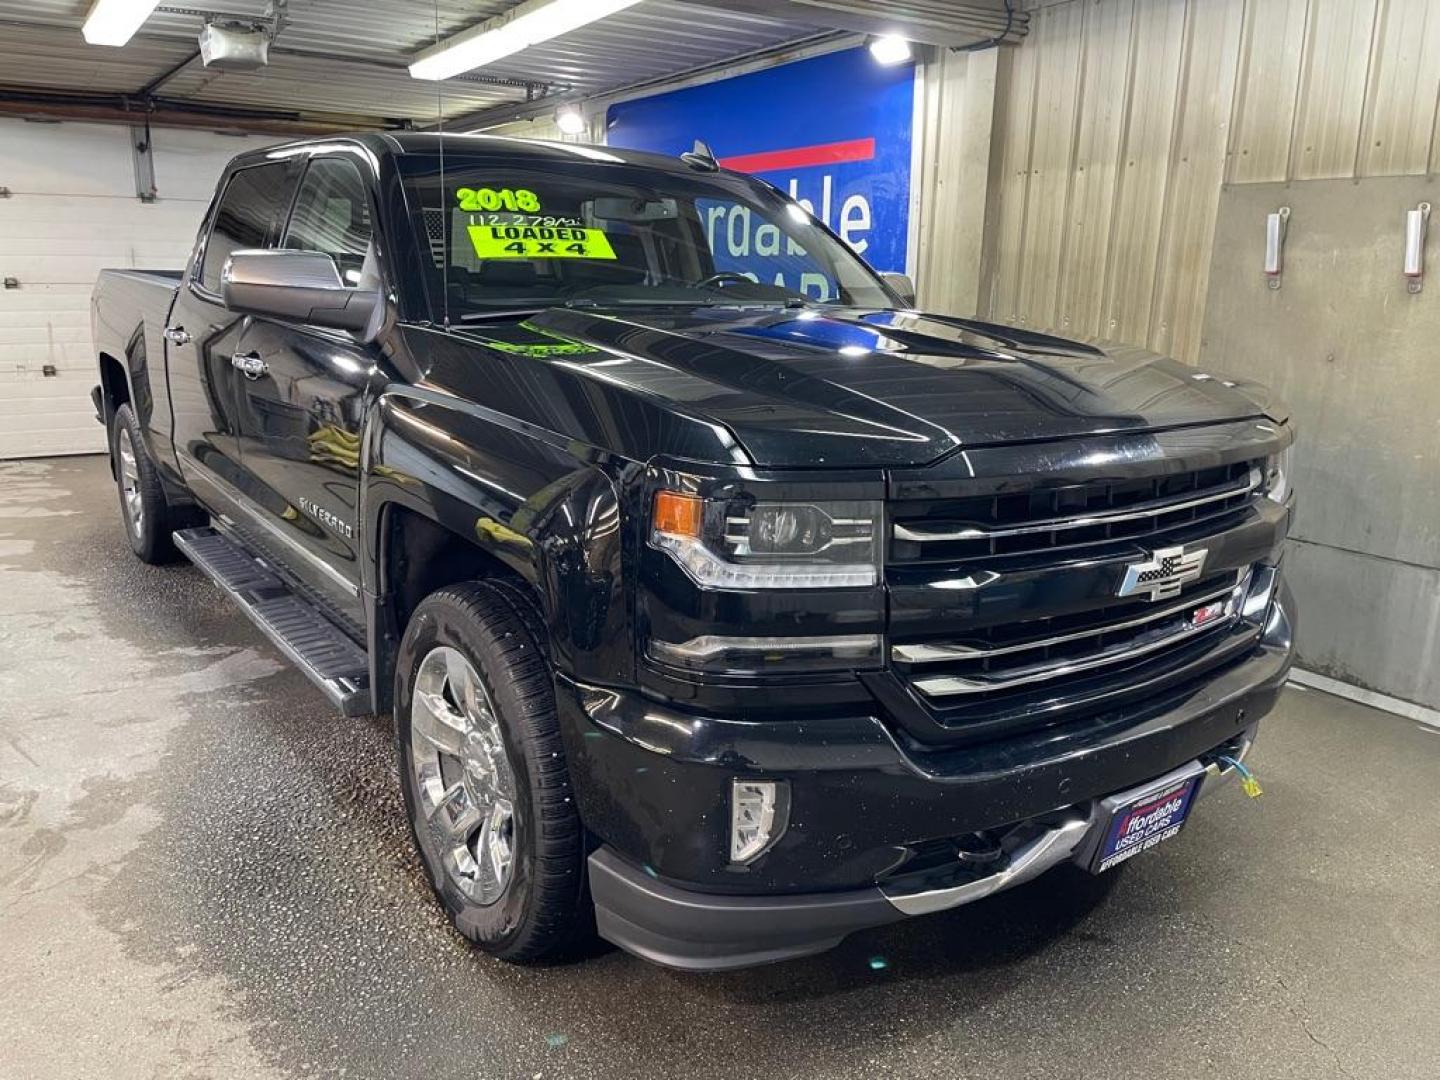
<box><xmin>731</xmin><ymin>780</ymin><xmax>785</xmax><ymax>864</ymax></box>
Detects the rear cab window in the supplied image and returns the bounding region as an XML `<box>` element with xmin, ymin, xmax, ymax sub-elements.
<box><xmin>196</xmin><ymin>161</ymin><xmax>295</xmax><ymax>295</ymax></box>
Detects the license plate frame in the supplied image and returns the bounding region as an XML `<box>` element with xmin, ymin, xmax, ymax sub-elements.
<box><xmin>1089</xmin><ymin>762</ymin><xmax>1206</xmax><ymax>874</ymax></box>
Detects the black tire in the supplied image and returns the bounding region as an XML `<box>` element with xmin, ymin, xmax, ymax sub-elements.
<box><xmin>111</xmin><ymin>403</ymin><xmax>181</xmax><ymax>564</ymax></box>
<box><xmin>395</xmin><ymin>580</ymin><xmax>590</xmax><ymax>962</ymax></box>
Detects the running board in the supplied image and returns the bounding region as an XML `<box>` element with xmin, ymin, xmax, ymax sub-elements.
<box><xmin>173</xmin><ymin>526</ymin><xmax>372</xmax><ymax>717</ymax></box>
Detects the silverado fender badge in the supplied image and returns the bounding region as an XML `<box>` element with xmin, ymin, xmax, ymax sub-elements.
<box><xmin>1117</xmin><ymin>546</ymin><xmax>1208</xmax><ymax>602</ymax></box>
<box><xmin>298</xmin><ymin>496</ymin><xmax>355</xmax><ymax>541</ymax></box>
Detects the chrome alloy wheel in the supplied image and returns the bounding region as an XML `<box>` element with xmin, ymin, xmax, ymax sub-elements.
<box><xmin>410</xmin><ymin>646</ymin><xmax>518</xmax><ymax>905</ymax></box>
<box><xmin>116</xmin><ymin>425</ymin><xmax>144</xmax><ymax>536</ymax></box>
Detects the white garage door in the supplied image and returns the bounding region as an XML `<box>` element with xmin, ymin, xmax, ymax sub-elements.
<box><xmin>0</xmin><ymin>120</ymin><xmax>271</xmax><ymax>460</ymax></box>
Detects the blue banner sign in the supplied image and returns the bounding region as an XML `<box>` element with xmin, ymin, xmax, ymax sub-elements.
<box><xmin>606</xmin><ymin>47</ymin><xmax>916</xmax><ymax>281</ymax></box>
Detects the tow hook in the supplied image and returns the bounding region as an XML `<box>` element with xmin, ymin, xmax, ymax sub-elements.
<box><xmin>954</xmin><ymin>831</ymin><xmax>1006</xmax><ymax>869</ymax></box>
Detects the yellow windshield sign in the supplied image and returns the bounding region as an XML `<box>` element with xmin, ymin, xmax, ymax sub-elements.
<box><xmin>456</xmin><ymin>187</ymin><xmax>541</xmax><ymax>212</ymax></box>
<box><xmin>467</xmin><ymin>224</ymin><xmax>616</xmax><ymax>261</ymax></box>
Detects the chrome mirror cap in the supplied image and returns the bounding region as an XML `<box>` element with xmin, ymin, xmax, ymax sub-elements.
<box><xmin>221</xmin><ymin>249</ymin><xmax>381</xmax><ymax>337</ymax></box>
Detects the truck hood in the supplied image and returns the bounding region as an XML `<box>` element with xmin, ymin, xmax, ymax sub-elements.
<box><xmin>452</xmin><ymin>305</ymin><xmax>1278</xmax><ymax>469</ymax></box>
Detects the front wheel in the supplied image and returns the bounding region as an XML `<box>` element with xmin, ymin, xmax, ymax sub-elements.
<box><xmin>395</xmin><ymin>581</ymin><xmax>590</xmax><ymax>962</ymax></box>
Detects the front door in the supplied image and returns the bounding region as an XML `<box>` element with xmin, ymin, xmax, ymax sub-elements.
<box><xmin>167</xmin><ymin>160</ymin><xmax>295</xmax><ymax>497</ymax></box>
<box><xmin>231</xmin><ymin>155</ymin><xmax>380</xmax><ymax>624</ymax></box>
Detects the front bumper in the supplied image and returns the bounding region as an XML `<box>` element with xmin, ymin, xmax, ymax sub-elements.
<box><xmin>588</xmin><ymin>727</ymin><xmax>1260</xmax><ymax>970</ymax></box>
<box><xmin>561</xmin><ymin>590</ymin><xmax>1294</xmax><ymax>971</ymax></box>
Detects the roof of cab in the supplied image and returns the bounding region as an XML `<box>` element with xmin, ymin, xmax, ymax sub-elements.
<box><xmin>230</xmin><ymin>131</ymin><xmax>705</xmax><ymax>177</ymax></box>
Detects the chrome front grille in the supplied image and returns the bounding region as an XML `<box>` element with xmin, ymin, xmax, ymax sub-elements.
<box><xmin>890</xmin><ymin>460</ymin><xmax>1261</xmax><ymax>562</ymax></box>
<box><xmin>880</xmin><ymin>426</ymin><xmax>1287</xmax><ymax>746</ymax></box>
<box><xmin>893</xmin><ymin>573</ymin><xmax>1251</xmax><ymax>699</ymax></box>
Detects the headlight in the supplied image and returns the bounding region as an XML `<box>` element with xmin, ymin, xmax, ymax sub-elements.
<box><xmin>649</xmin><ymin>490</ymin><xmax>880</xmax><ymax>589</ymax></box>
<box><xmin>1264</xmin><ymin>445</ymin><xmax>1292</xmax><ymax>504</ymax></box>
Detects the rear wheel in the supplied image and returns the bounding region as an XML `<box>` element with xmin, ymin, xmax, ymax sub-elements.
<box><xmin>111</xmin><ymin>403</ymin><xmax>180</xmax><ymax>564</ymax></box>
<box><xmin>396</xmin><ymin>581</ymin><xmax>590</xmax><ymax>962</ymax></box>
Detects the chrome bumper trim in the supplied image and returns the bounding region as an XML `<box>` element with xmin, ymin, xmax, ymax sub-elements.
<box><xmin>881</xmin><ymin>816</ymin><xmax>1093</xmax><ymax>916</ymax></box>
<box><xmin>881</xmin><ymin>732</ymin><xmax>1258</xmax><ymax>918</ymax></box>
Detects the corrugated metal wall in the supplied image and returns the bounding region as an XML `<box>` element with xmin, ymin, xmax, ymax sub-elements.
<box><xmin>913</xmin><ymin>48</ymin><xmax>998</xmax><ymax>315</ymax></box>
<box><xmin>977</xmin><ymin>0</ymin><xmax>1440</xmax><ymax>362</ymax></box>
<box><xmin>482</xmin><ymin>115</ymin><xmax>603</xmax><ymax>144</ymax></box>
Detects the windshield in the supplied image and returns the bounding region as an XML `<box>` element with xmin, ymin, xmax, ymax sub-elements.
<box><xmin>397</xmin><ymin>155</ymin><xmax>898</xmax><ymax>320</ymax></box>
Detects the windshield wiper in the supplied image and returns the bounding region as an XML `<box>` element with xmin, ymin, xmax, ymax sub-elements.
<box><xmin>454</xmin><ymin>295</ymin><xmax>815</xmax><ymax>321</ymax></box>
<box><xmin>592</xmin><ymin>298</ymin><xmax>719</xmax><ymax>307</ymax></box>
<box><xmin>455</xmin><ymin>308</ymin><xmax>548</xmax><ymax>323</ymax></box>
<box><xmin>455</xmin><ymin>298</ymin><xmax>611</xmax><ymax>322</ymax></box>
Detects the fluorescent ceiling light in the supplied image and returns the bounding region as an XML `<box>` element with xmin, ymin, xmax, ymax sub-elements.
<box><xmin>82</xmin><ymin>0</ymin><xmax>163</xmax><ymax>46</ymax></box>
<box><xmin>411</xmin><ymin>0</ymin><xmax>642</xmax><ymax>81</ymax></box>
<box><xmin>555</xmin><ymin>105</ymin><xmax>586</xmax><ymax>135</ymax></box>
<box><xmin>868</xmin><ymin>34</ymin><xmax>913</xmax><ymax>66</ymax></box>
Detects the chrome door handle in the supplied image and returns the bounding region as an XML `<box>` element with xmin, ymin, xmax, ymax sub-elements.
<box><xmin>164</xmin><ymin>326</ymin><xmax>191</xmax><ymax>345</ymax></box>
<box><xmin>231</xmin><ymin>352</ymin><xmax>268</xmax><ymax>380</ymax></box>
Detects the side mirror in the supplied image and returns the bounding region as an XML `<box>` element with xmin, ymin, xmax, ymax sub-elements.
<box><xmin>221</xmin><ymin>249</ymin><xmax>380</xmax><ymax>336</ymax></box>
<box><xmin>881</xmin><ymin>272</ymin><xmax>917</xmax><ymax>308</ymax></box>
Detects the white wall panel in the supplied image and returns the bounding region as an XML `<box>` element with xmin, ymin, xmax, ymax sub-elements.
<box><xmin>0</xmin><ymin>119</ymin><xmax>272</xmax><ymax>460</ymax></box>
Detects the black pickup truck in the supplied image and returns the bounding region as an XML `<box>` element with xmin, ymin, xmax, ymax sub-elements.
<box><xmin>91</xmin><ymin>132</ymin><xmax>1295</xmax><ymax>971</ymax></box>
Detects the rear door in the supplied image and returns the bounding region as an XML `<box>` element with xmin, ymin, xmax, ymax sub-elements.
<box><xmin>229</xmin><ymin>154</ymin><xmax>380</xmax><ymax>623</ymax></box>
<box><xmin>166</xmin><ymin>160</ymin><xmax>295</xmax><ymax>496</ymax></box>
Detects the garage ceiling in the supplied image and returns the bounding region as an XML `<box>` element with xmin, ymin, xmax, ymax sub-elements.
<box><xmin>0</xmin><ymin>1</ymin><xmax>1025</xmax><ymax>133</ymax></box>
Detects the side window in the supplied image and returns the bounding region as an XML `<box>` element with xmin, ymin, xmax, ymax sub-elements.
<box><xmin>284</xmin><ymin>158</ymin><xmax>373</xmax><ymax>285</ymax></box>
<box><xmin>198</xmin><ymin>162</ymin><xmax>292</xmax><ymax>294</ymax></box>
<box><xmin>696</xmin><ymin>197</ymin><xmax>839</xmax><ymax>301</ymax></box>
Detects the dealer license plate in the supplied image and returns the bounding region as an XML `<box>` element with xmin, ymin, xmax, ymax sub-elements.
<box><xmin>1090</xmin><ymin>764</ymin><xmax>1204</xmax><ymax>874</ymax></box>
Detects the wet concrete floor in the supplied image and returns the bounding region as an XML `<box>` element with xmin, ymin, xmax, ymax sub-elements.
<box><xmin>2</xmin><ymin>455</ymin><xmax>1437</xmax><ymax>1079</ymax></box>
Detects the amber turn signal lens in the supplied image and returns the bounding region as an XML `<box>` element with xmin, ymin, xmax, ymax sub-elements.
<box><xmin>653</xmin><ymin>490</ymin><xmax>702</xmax><ymax>539</ymax></box>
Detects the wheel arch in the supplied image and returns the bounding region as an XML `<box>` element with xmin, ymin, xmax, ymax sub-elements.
<box><xmin>97</xmin><ymin>350</ymin><xmax>131</xmax><ymax>415</ymax></box>
<box><xmin>97</xmin><ymin>321</ymin><xmax>156</xmax><ymax>460</ymax></box>
<box><xmin>381</xmin><ymin>501</ymin><xmax>532</xmax><ymax>636</ymax></box>
<box><xmin>364</xmin><ymin>466</ymin><xmax>632</xmax><ymax>715</ymax></box>
<box><xmin>366</xmin><ymin>499</ymin><xmax>526</xmax><ymax>716</ymax></box>
<box><xmin>97</xmin><ymin>351</ymin><xmax>130</xmax><ymax>476</ymax></box>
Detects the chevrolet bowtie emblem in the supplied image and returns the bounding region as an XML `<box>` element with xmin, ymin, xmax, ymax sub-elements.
<box><xmin>1117</xmin><ymin>546</ymin><xmax>1208</xmax><ymax>602</ymax></box>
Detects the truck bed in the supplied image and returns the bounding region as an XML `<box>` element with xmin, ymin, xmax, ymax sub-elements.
<box><xmin>91</xmin><ymin>268</ymin><xmax>182</xmax><ymax>378</ymax></box>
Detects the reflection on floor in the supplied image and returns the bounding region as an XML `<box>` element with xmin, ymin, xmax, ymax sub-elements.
<box><xmin>1</xmin><ymin>454</ymin><xmax>1437</xmax><ymax>1080</ymax></box>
